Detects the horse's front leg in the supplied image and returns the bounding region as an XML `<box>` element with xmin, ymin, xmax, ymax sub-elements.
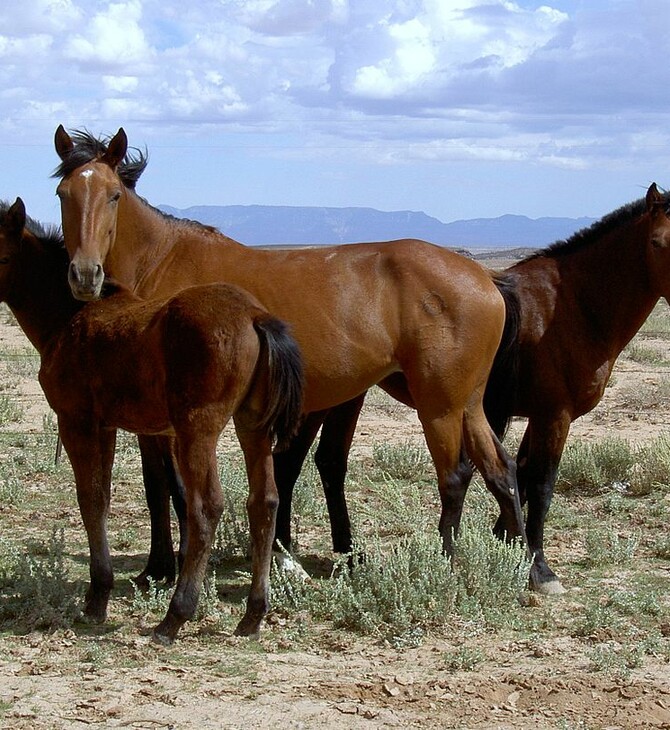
<box><xmin>58</xmin><ymin>415</ymin><xmax>116</xmax><ymax>622</ymax></box>
<box><xmin>518</xmin><ymin>417</ymin><xmax>570</xmax><ymax>594</ymax></box>
<box><xmin>136</xmin><ymin>434</ymin><xmax>187</xmax><ymax>586</ymax></box>
<box><xmin>152</xmin><ymin>429</ymin><xmax>223</xmax><ymax>645</ymax></box>
<box><xmin>235</xmin><ymin>428</ymin><xmax>278</xmax><ymax>637</ymax></box>
<box><xmin>494</xmin><ymin>416</ymin><xmax>570</xmax><ymax>593</ymax></box>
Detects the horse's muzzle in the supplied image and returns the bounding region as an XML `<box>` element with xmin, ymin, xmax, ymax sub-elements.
<box><xmin>68</xmin><ymin>260</ymin><xmax>104</xmax><ymax>301</ymax></box>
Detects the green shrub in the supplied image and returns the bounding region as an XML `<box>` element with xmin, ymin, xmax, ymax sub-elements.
<box><xmin>0</xmin><ymin>527</ymin><xmax>81</xmax><ymax>630</ymax></box>
<box><xmin>272</xmin><ymin>504</ymin><xmax>532</xmax><ymax>647</ymax></box>
<box><xmin>442</xmin><ymin>645</ymin><xmax>486</xmax><ymax>672</ymax></box>
<box><xmin>632</xmin><ymin>435</ymin><xmax>670</xmax><ymax>493</ymax></box>
<box><xmin>351</xmin><ymin>472</ymin><xmax>437</xmax><ymax>541</ymax></box>
<box><xmin>557</xmin><ymin>437</ymin><xmax>635</xmax><ymax>492</ymax></box>
<box><xmin>211</xmin><ymin>458</ymin><xmax>252</xmax><ymax>561</ymax></box>
<box><xmin>0</xmin><ymin>394</ymin><xmax>23</xmax><ymax>426</ymax></box>
<box><xmin>583</xmin><ymin>526</ymin><xmax>639</xmax><ymax>566</ymax></box>
<box><xmin>371</xmin><ymin>440</ymin><xmax>433</xmax><ymax>481</ymax></box>
<box><xmin>624</xmin><ymin>342</ymin><xmax>667</xmax><ymax>365</ymax></box>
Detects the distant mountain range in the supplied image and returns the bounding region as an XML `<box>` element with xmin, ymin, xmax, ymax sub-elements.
<box><xmin>158</xmin><ymin>203</ymin><xmax>596</xmax><ymax>250</ymax></box>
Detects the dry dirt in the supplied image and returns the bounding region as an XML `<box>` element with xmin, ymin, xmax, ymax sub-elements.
<box><xmin>0</xmin><ymin>288</ymin><xmax>669</xmax><ymax>730</ymax></box>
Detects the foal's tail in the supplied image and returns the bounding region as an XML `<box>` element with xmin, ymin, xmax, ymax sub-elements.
<box><xmin>253</xmin><ymin>316</ymin><xmax>305</xmax><ymax>449</ymax></box>
<box><xmin>484</xmin><ymin>273</ymin><xmax>521</xmax><ymax>439</ymax></box>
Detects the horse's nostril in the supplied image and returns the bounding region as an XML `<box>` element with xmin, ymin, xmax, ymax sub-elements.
<box><xmin>68</xmin><ymin>261</ymin><xmax>81</xmax><ymax>283</ymax></box>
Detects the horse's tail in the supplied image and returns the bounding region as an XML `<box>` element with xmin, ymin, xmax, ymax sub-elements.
<box><xmin>253</xmin><ymin>315</ymin><xmax>304</xmax><ymax>449</ymax></box>
<box><xmin>484</xmin><ymin>273</ymin><xmax>521</xmax><ymax>439</ymax></box>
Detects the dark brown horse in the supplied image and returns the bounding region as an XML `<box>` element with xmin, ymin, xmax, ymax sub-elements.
<box><xmin>480</xmin><ymin>183</ymin><xmax>670</xmax><ymax>592</ymax></box>
<box><xmin>0</xmin><ymin>197</ymin><xmax>304</xmax><ymax>643</ymax></box>
<box><xmin>53</xmin><ymin>125</ymin><xmax>526</xmax><ymax>584</ymax></box>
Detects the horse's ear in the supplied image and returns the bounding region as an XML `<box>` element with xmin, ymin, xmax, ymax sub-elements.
<box><xmin>54</xmin><ymin>125</ymin><xmax>74</xmax><ymax>161</ymax></box>
<box><xmin>102</xmin><ymin>128</ymin><xmax>128</xmax><ymax>169</ymax></box>
<box><xmin>646</xmin><ymin>182</ymin><xmax>663</xmax><ymax>211</ymax></box>
<box><xmin>4</xmin><ymin>198</ymin><xmax>26</xmax><ymax>236</ymax></box>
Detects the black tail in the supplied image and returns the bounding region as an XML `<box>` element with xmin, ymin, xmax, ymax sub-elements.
<box><xmin>253</xmin><ymin>316</ymin><xmax>304</xmax><ymax>449</ymax></box>
<box><xmin>484</xmin><ymin>273</ymin><xmax>521</xmax><ymax>439</ymax></box>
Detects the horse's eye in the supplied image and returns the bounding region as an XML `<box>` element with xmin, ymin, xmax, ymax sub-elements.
<box><xmin>110</xmin><ymin>191</ymin><xmax>121</xmax><ymax>203</ymax></box>
<box><xmin>0</xmin><ymin>257</ymin><xmax>10</xmax><ymax>265</ymax></box>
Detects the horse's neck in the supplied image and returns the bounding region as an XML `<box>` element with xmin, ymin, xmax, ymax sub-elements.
<box><xmin>547</xmin><ymin>218</ymin><xmax>656</xmax><ymax>355</ymax></box>
<box><xmin>110</xmin><ymin>194</ymin><xmax>244</xmax><ymax>297</ymax></box>
<box><xmin>8</xmin><ymin>244</ymin><xmax>79</xmax><ymax>355</ymax></box>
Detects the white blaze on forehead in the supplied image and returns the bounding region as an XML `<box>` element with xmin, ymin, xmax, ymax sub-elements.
<box><xmin>79</xmin><ymin>169</ymin><xmax>94</xmax><ymax>179</ymax></box>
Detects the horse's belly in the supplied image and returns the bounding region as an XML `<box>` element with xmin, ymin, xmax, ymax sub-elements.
<box><xmin>95</xmin><ymin>390</ymin><xmax>172</xmax><ymax>435</ymax></box>
<box><xmin>301</xmin><ymin>358</ymin><xmax>398</xmax><ymax>412</ymax></box>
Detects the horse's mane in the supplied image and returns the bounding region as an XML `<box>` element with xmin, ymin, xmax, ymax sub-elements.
<box><xmin>522</xmin><ymin>190</ymin><xmax>670</xmax><ymax>263</ymax></box>
<box><xmin>0</xmin><ymin>200</ymin><xmax>64</xmax><ymax>251</ymax></box>
<box><xmin>51</xmin><ymin>130</ymin><xmax>222</xmax><ymax>236</ymax></box>
<box><xmin>51</xmin><ymin>129</ymin><xmax>148</xmax><ymax>190</ymax></box>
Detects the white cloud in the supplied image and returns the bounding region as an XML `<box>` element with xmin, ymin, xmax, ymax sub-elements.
<box><xmin>0</xmin><ymin>0</ymin><xmax>80</xmax><ymax>34</ymax></box>
<box><xmin>224</xmin><ymin>0</ymin><xmax>348</xmax><ymax>35</ymax></box>
<box><xmin>2</xmin><ymin>0</ymin><xmax>670</xmax><ymax>221</ymax></box>
<box><xmin>0</xmin><ymin>34</ymin><xmax>53</xmax><ymax>60</ymax></box>
<box><xmin>160</xmin><ymin>72</ymin><xmax>248</xmax><ymax>119</ymax></box>
<box><xmin>64</xmin><ymin>0</ymin><xmax>153</xmax><ymax>70</ymax></box>
<box><xmin>341</xmin><ymin>1</ymin><xmax>569</xmax><ymax>101</ymax></box>
<box><xmin>103</xmin><ymin>75</ymin><xmax>139</xmax><ymax>93</ymax></box>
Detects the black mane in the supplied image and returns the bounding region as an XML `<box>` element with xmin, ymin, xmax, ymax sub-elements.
<box><xmin>523</xmin><ymin>190</ymin><xmax>669</xmax><ymax>263</ymax></box>
<box><xmin>50</xmin><ymin>130</ymin><xmax>221</xmax><ymax>236</ymax></box>
<box><xmin>51</xmin><ymin>129</ymin><xmax>148</xmax><ymax>190</ymax></box>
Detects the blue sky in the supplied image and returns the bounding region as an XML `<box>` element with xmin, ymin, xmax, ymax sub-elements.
<box><xmin>2</xmin><ymin>0</ymin><xmax>669</xmax><ymax>227</ymax></box>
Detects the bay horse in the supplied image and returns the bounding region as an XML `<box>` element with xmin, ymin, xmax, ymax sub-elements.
<box><xmin>0</xmin><ymin>197</ymin><xmax>304</xmax><ymax>643</ymax></box>
<box><xmin>53</xmin><ymin>125</ymin><xmax>527</xmax><ymax>584</ymax></box>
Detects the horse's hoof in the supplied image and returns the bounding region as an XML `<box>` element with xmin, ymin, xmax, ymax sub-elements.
<box><xmin>152</xmin><ymin>612</ymin><xmax>183</xmax><ymax>644</ymax></box>
<box><xmin>151</xmin><ymin>629</ymin><xmax>175</xmax><ymax>646</ymax></box>
<box><xmin>234</xmin><ymin>615</ymin><xmax>262</xmax><ymax>638</ymax></box>
<box><xmin>83</xmin><ymin>602</ymin><xmax>108</xmax><ymax>624</ymax></box>
<box><xmin>133</xmin><ymin>571</ymin><xmax>175</xmax><ymax>589</ymax></box>
<box><xmin>133</xmin><ymin>572</ymin><xmax>151</xmax><ymax>589</ymax></box>
<box><xmin>80</xmin><ymin>613</ymin><xmax>106</xmax><ymax>625</ymax></box>
<box><xmin>533</xmin><ymin>579</ymin><xmax>566</xmax><ymax>596</ymax></box>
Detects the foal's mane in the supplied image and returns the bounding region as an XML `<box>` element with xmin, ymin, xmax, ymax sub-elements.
<box><xmin>523</xmin><ymin>190</ymin><xmax>669</xmax><ymax>263</ymax></box>
<box><xmin>0</xmin><ymin>200</ymin><xmax>64</xmax><ymax>251</ymax></box>
<box><xmin>51</xmin><ymin>129</ymin><xmax>147</xmax><ymax>190</ymax></box>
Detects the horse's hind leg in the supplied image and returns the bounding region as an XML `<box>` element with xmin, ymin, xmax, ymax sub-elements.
<box><xmin>413</xmin><ymin>408</ymin><xmax>468</xmax><ymax>551</ymax></box>
<box><xmin>462</xmin><ymin>401</ymin><xmax>525</xmax><ymax>543</ymax></box>
<box><xmin>273</xmin><ymin>412</ymin><xmax>326</xmax><ymax>553</ymax></box>
<box><xmin>439</xmin><ymin>445</ymin><xmax>475</xmax><ymax>555</ymax></box>
<box><xmin>314</xmin><ymin>394</ymin><xmax>366</xmax><ymax>554</ymax></box>
<box><xmin>153</xmin><ymin>429</ymin><xmax>224</xmax><ymax>645</ymax></box>
<box><xmin>136</xmin><ymin>434</ymin><xmax>187</xmax><ymax>586</ymax></box>
<box><xmin>234</xmin><ymin>429</ymin><xmax>279</xmax><ymax>637</ymax></box>
<box><xmin>58</xmin><ymin>415</ymin><xmax>116</xmax><ymax>622</ymax></box>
